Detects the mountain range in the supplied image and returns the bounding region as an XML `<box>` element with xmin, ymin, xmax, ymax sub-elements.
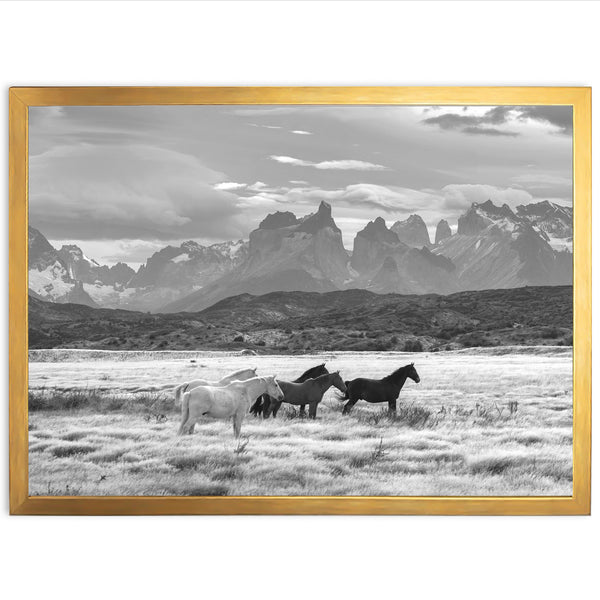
<box><xmin>28</xmin><ymin>198</ymin><xmax>572</xmax><ymax>313</ymax></box>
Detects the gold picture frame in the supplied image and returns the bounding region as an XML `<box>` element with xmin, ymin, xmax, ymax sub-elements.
<box><xmin>9</xmin><ymin>86</ymin><xmax>591</xmax><ymax>515</ymax></box>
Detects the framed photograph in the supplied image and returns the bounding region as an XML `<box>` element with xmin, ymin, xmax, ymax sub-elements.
<box><xmin>9</xmin><ymin>87</ymin><xmax>590</xmax><ymax>515</ymax></box>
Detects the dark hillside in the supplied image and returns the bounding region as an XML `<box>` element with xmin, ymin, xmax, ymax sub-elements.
<box><xmin>29</xmin><ymin>285</ymin><xmax>573</xmax><ymax>352</ymax></box>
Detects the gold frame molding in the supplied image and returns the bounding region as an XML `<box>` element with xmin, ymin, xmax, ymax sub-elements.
<box><xmin>9</xmin><ymin>87</ymin><xmax>591</xmax><ymax>515</ymax></box>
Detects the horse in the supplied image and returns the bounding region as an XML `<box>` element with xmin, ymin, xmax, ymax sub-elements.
<box><xmin>249</xmin><ymin>363</ymin><xmax>328</xmax><ymax>417</ymax></box>
<box><xmin>340</xmin><ymin>363</ymin><xmax>420</xmax><ymax>415</ymax></box>
<box><xmin>264</xmin><ymin>371</ymin><xmax>347</xmax><ymax>419</ymax></box>
<box><xmin>173</xmin><ymin>367</ymin><xmax>257</xmax><ymax>434</ymax></box>
<box><xmin>173</xmin><ymin>367</ymin><xmax>257</xmax><ymax>405</ymax></box>
<box><xmin>178</xmin><ymin>376</ymin><xmax>284</xmax><ymax>438</ymax></box>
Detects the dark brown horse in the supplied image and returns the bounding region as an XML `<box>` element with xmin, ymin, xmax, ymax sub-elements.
<box><xmin>340</xmin><ymin>363</ymin><xmax>420</xmax><ymax>415</ymax></box>
<box><xmin>249</xmin><ymin>363</ymin><xmax>328</xmax><ymax>417</ymax></box>
<box><xmin>265</xmin><ymin>372</ymin><xmax>347</xmax><ymax>419</ymax></box>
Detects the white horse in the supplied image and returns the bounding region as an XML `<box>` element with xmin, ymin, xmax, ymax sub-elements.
<box><xmin>173</xmin><ymin>367</ymin><xmax>257</xmax><ymax>405</ymax></box>
<box><xmin>178</xmin><ymin>376</ymin><xmax>284</xmax><ymax>438</ymax></box>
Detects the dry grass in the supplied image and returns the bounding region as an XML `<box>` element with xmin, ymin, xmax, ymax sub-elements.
<box><xmin>28</xmin><ymin>348</ymin><xmax>573</xmax><ymax>496</ymax></box>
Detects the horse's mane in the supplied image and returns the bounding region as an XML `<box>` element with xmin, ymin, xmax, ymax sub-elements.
<box><xmin>312</xmin><ymin>371</ymin><xmax>334</xmax><ymax>381</ymax></box>
<box><xmin>229</xmin><ymin>367</ymin><xmax>256</xmax><ymax>376</ymax></box>
<box><xmin>295</xmin><ymin>363</ymin><xmax>327</xmax><ymax>382</ymax></box>
<box><xmin>382</xmin><ymin>364</ymin><xmax>411</xmax><ymax>381</ymax></box>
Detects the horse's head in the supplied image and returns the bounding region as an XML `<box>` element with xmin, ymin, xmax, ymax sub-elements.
<box><xmin>264</xmin><ymin>376</ymin><xmax>284</xmax><ymax>401</ymax></box>
<box><xmin>330</xmin><ymin>371</ymin><xmax>347</xmax><ymax>393</ymax></box>
<box><xmin>307</xmin><ymin>363</ymin><xmax>328</xmax><ymax>378</ymax></box>
<box><xmin>407</xmin><ymin>362</ymin><xmax>420</xmax><ymax>383</ymax></box>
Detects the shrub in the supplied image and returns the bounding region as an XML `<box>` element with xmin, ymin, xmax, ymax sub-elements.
<box><xmin>176</xmin><ymin>484</ymin><xmax>229</xmax><ymax>496</ymax></box>
<box><xmin>394</xmin><ymin>404</ymin><xmax>433</xmax><ymax>428</ymax></box>
<box><xmin>50</xmin><ymin>443</ymin><xmax>98</xmax><ymax>457</ymax></box>
<box><xmin>541</xmin><ymin>327</ymin><xmax>561</xmax><ymax>339</ymax></box>
<box><xmin>166</xmin><ymin>455</ymin><xmax>202</xmax><ymax>471</ymax></box>
<box><xmin>404</xmin><ymin>339</ymin><xmax>423</xmax><ymax>352</ymax></box>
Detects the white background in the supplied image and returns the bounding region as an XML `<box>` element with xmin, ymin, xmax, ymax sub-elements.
<box><xmin>0</xmin><ymin>2</ymin><xmax>597</xmax><ymax>599</ymax></box>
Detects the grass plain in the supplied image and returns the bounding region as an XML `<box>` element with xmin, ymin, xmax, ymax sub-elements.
<box><xmin>28</xmin><ymin>348</ymin><xmax>573</xmax><ymax>497</ymax></box>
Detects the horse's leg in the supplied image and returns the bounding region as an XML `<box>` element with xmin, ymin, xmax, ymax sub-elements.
<box><xmin>342</xmin><ymin>397</ymin><xmax>359</xmax><ymax>415</ymax></box>
<box><xmin>388</xmin><ymin>398</ymin><xmax>397</xmax><ymax>416</ymax></box>
<box><xmin>233</xmin><ymin>410</ymin><xmax>244</xmax><ymax>438</ymax></box>
<box><xmin>308</xmin><ymin>402</ymin><xmax>318</xmax><ymax>419</ymax></box>
<box><xmin>299</xmin><ymin>404</ymin><xmax>306</xmax><ymax>417</ymax></box>
<box><xmin>271</xmin><ymin>401</ymin><xmax>282</xmax><ymax>418</ymax></box>
<box><xmin>182</xmin><ymin>417</ymin><xmax>196</xmax><ymax>435</ymax></box>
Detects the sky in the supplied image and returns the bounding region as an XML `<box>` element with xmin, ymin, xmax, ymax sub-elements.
<box><xmin>29</xmin><ymin>104</ymin><xmax>573</xmax><ymax>267</ymax></box>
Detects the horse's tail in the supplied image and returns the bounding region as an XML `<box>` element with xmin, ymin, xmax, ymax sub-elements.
<box><xmin>177</xmin><ymin>392</ymin><xmax>190</xmax><ymax>435</ymax></box>
<box><xmin>249</xmin><ymin>395</ymin><xmax>263</xmax><ymax>417</ymax></box>
<box><xmin>174</xmin><ymin>383</ymin><xmax>188</xmax><ymax>406</ymax></box>
<box><xmin>336</xmin><ymin>381</ymin><xmax>351</xmax><ymax>401</ymax></box>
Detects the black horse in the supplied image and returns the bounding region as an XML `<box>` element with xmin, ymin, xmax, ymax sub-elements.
<box><xmin>340</xmin><ymin>363</ymin><xmax>420</xmax><ymax>415</ymax></box>
<box><xmin>249</xmin><ymin>363</ymin><xmax>328</xmax><ymax>417</ymax></box>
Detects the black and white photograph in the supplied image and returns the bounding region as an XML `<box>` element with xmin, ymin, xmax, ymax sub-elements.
<box><xmin>27</xmin><ymin>103</ymin><xmax>573</xmax><ymax>497</ymax></box>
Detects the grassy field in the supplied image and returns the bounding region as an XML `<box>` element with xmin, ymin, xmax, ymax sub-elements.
<box><xmin>28</xmin><ymin>348</ymin><xmax>573</xmax><ymax>496</ymax></box>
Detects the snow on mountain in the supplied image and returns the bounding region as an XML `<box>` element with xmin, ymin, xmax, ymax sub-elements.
<box><xmin>58</xmin><ymin>244</ymin><xmax>135</xmax><ymax>286</ymax></box>
<box><xmin>30</xmin><ymin>197</ymin><xmax>574</xmax><ymax>313</ymax></box>
<box><xmin>435</xmin><ymin>200</ymin><xmax>572</xmax><ymax>290</ymax></box>
<box><xmin>161</xmin><ymin>201</ymin><xmax>350</xmax><ymax>312</ymax></box>
<box><xmin>28</xmin><ymin>227</ymin><xmax>97</xmax><ymax>306</ymax></box>
<box><xmin>516</xmin><ymin>200</ymin><xmax>573</xmax><ymax>252</ymax></box>
<box><xmin>129</xmin><ymin>239</ymin><xmax>248</xmax><ymax>290</ymax></box>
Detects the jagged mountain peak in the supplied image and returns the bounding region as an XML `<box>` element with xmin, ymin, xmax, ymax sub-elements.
<box><xmin>516</xmin><ymin>200</ymin><xmax>573</xmax><ymax>252</ymax></box>
<box><xmin>406</xmin><ymin>214</ymin><xmax>427</xmax><ymax>225</ymax></box>
<box><xmin>474</xmin><ymin>199</ymin><xmax>517</xmax><ymax>219</ymax></box>
<box><xmin>180</xmin><ymin>240</ymin><xmax>203</xmax><ymax>252</ymax></box>
<box><xmin>435</xmin><ymin>219</ymin><xmax>452</xmax><ymax>245</ymax></box>
<box><xmin>516</xmin><ymin>200</ymin><xmax>572</xmax><ymax>219</ymax></box>
<box><xmin>296</xmin><ymin>201</ymin><xmax>340</xmax><ymax>234</ymax></box>
<box><xmin>59</xmin><ymin>244</ymin><xmax>101</xmax><ymax>267</ymax></box>
<box><xmin>259</xmin><ymin>211</ymin><xmax>299</xmax><ymax>230</ymax></box>
<box><xmin>259</xmin><ymin>202</ymin><xmax>341</xmax><ymax>235</ymax></box>
<box><xmin>457</xmin><ymin>199</ymin><xmax>522</xmax><ymax>236</ymax></box>
<box><xmin>357</xmin><ymin>217</ymin><xmax>399</xmax><ymax>244</ymax></box>
<box><xmin>29</xmin><ymin>225</ymin><xmax>55</xmax><ymax>251</ymax></box>
<box><xmin>391</xmin><ymin>213</ymin><xmax>431</xmax><ymax>248</ymax></box>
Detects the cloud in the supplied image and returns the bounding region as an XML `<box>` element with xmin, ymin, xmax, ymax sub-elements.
<box><xmin>240</xmin><ymin>182</ymin><xmax>443</xmax><ymax>215</ymax></box>
<box><xmin>291</xmin><ymin>130</ymin><xmax>312</xmax><ymax>135</ymax></box>
<box><xmin>516</xmin><ymin>106</ymin><xmax>573</xmax><ymax>134</ymax></box>
<box><xmin>249</xmin><ymin>123</ymin><xmax>282</xmax><ymax>130</ymax></box>
<box><xmin>423</xmin><ymin>106</ymin><xmax>518</xmax><ymax>136</ymax></box>
<box><xmin>214</xmin><ymin>182</ymin><xmax>247</xmax><ymax>191</ymax></box>
<box><xmin>423</xmin><ymin>105</ymin><xmax>572</xmax><ymax>137</ymax></box>
<box><xmin>462</xmin><ymin>126</ymin><xmax>518</xmax><ymax>137</ymax></box>
<box><xmin>29</xmin><ymin>143</ymin><xmax>246</xmax><ymax>241</ymax></box>
<box><xmin>248</xmin><ymin>181</ymin><xmax>268</xmax><ymax>191</ymax></box>
<box><xmin>232</xmin><ymin>182</ymin><xmax>447</xmax><ymax>248</ymax></box>
<box><xmin>440</xmin><ymin>184</ymin><xmax>534</xmax><ymax>211</ymax></box>
<box><xmin>269</xmin><ymin>155</ymin><xmax>389</xmax><ymax>171</ymax></box>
